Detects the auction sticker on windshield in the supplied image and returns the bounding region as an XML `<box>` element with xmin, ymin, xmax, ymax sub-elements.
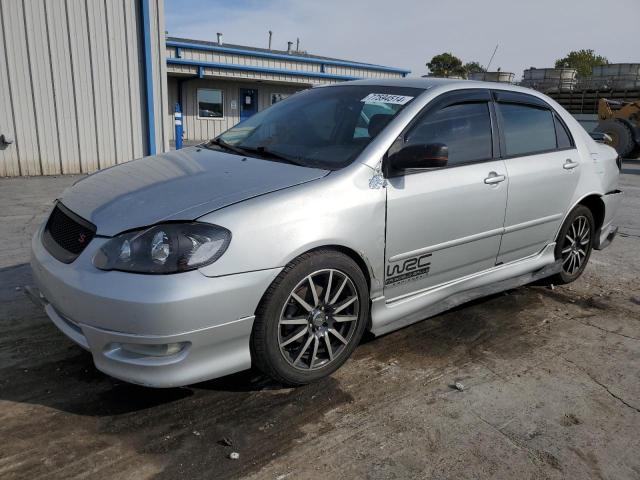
<box><xmin>361</xmin><ymin>93</ymin><xmax>414</xmax><ymax>105</ymax></box>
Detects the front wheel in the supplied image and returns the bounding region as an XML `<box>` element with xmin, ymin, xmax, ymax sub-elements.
<box><xmin>550</xmin><ymin>205</ymin><xmax>594</xmax><ymax>285</ymax></box>
<box><xmin>251</xmin><ymin>250</ymin><xmax>369</xmax><ymax>386</ymax></box>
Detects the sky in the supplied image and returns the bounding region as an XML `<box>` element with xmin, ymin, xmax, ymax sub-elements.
<box><xmin>165</xmin><ymin>0</ymin><xmax>639</xmax><ymax>79</ymax></box>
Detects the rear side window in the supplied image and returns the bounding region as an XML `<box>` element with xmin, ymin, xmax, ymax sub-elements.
<box><xmin>497</xmin><ymin>103</ymin><xmax>556</xmax><ymax>156</ymax></box>
<box><xmin>406</xmin><ymin>102</ymin><xmax>493</xmax><ymax>166</ymax></box>
<box><xmin>554</xmin><ymin>115</ymin><xmax>573</xmax><ymax>149</ymax></box>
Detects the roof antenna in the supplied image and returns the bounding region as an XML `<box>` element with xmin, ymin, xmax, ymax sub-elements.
<box><xmin>268</xmin><ymin>30</ymin><xmax>273</xmax><ymax>50</ymax></box>
<box><xmin>486</xmin><ymin>43</ymin><xmax>499</xmax><ymax>71</ymax></box>
<box><xmin>296</xmin><ymin>37</ymin><xmax>300</xmax><ymax>52</ymax></box>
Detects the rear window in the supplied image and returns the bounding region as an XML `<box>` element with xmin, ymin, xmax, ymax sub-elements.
<box><xmin>497</xmin><ymin>103</ymin><xmax>557</xmax><ymax>156</ymax></box>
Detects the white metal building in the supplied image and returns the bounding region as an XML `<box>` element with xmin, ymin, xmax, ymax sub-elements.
<box><xmin>0</xmin><ymin>0</ymin><xmax>168</xmax><ymax>177</ymax></box>
<box><xmin>165</xmin><ymin>36</ymin><xmax>411</xmax><ymax>143</ymax></box>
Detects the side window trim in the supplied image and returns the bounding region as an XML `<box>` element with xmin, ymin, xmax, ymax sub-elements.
<box><xmin>488</xmin><ymin>100</ymin><xmax>502</xmax><ymax>159</ymax></box>
<box><xmin>397</xmin><ymin>89</ymin><xmax>493</xmax><ymax>142</ymax></box>
<box><xmin>552</xmin><ymin>112</ymin><xmax>576</xmax><ymax>149</ymax></box>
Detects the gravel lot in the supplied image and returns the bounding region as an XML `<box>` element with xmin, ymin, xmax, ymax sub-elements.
<box><xmin>1</xmin><ymin>162</ymin><xmax>639</xmax><ymax>479</ymax></box>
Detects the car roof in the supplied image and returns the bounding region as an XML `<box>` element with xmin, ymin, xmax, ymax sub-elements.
<box><xmin>337</xmin><ymin>77</ymin><xmax>543</xmax><ymax>96</ymax></box>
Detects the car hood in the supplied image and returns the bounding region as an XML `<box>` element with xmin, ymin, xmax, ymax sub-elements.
<box><xmin>59</xmin><ymin>147</ymin><xmax>329</xmax><ymax>236</ymax></box>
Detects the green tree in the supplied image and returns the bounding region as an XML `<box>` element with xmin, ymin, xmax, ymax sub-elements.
<box><xmin>426</xmin><ymin>53</ymin><xmax>466</xmax><ymax>78</ymax></box>
<box><xmin>554</xmin><ymin>49</ymin><xmax>608</xmax><ymax>77</ymax></box>
<box><xmin>464</xmin><ymin>61</ymin><xmax>486</xmax><ymax>77</ymax></box>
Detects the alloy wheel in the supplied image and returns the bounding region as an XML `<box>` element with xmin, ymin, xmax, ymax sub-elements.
<box><xmin>278</xmin><ymin>269</ymin><xmax>360</xmax><ymax>370</ymax></box>
<box><xmin>561</xmin><ymin>215</ymin><xmax>591</xmax><ymax>275</ymax></box>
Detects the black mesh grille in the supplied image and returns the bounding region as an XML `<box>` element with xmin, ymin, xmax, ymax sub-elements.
<box><xmin>42</xmin><ymin>204</ymin><xmax>96</xmax><ymax>263</ymax></box>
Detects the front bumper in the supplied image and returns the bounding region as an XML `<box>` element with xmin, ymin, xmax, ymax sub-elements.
<box><xmin>30</xmin><ymin>225</ymin><xmax>282</xmax><ymax>387</ymax></box>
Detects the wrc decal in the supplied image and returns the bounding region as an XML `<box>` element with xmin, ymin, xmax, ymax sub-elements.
<box><xmin>385</xmin><ymin>253</ymin><xmax>432</xmax><ymax>286</ymax></box>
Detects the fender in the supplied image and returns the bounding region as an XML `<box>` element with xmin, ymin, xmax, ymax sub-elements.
<box><xmin>554</xmin><ymin>191</ymin><xmax>604</xmax><ymax>241</ymax></box>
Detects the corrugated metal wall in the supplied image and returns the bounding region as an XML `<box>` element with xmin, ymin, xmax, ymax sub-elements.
<box><xmin>166</xmin><ymin>46</ymin><xmax>405</xmax><ymax>82</ymax></box>
<box><xmin>167</xmin><ymin>78</ymin><xmax>305</xmax><ymax>141</ymax></box>
<box><xmin>166</xmin><ymin>63</ymin><xmax>340</xmax><ymax>86</ymax></box>
<box><xmin>0</xmin><ymin>0</ymin><xmax>168</xmax><ymax>177</ymax></box>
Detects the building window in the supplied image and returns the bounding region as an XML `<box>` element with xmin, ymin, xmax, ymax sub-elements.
<box><xmin>271</xmin><ymin>93</ymin><xmax>290</xmax><ymax>105</ymax></box>
<box><xmin>197</xmin><ymin>89</ymin><xmax>224</xmax><ymax>119</ymax></box>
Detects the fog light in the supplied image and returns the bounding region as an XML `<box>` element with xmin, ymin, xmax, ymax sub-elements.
<box><xmin>120</xmin><ymin>342</ymin><xmax>188</xmax><ymax>357</ymax></box>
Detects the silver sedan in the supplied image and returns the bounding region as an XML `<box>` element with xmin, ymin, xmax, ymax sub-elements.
<box><xmin>30</xmin><ymin>78</ymin><xmax>622</xmax><ymax>387</ymax></box>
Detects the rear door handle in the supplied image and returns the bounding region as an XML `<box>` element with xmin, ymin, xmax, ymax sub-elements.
<box><xmin>563</xmin><ymin>159</ymin><xmax>579</xmax><ymax>170</ymax></box>
<box><xmin>484</xmin><ymin>172</ymin><xmax>506</xmax><ymax>184</ymax></box>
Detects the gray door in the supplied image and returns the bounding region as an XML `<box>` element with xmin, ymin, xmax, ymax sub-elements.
<box><xmin>493</xmin><ymin>92</ymin><xmax>581</xmax><ymax>264</ymax></box>
<box><xmin>384</xmin><ymin>90</ymin><xmax>508</xmax><ymax>299</ymax></box>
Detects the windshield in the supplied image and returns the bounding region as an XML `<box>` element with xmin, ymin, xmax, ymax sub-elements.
<box><xmin>214</xmin><ymin>85</ymin><xmax>424</xmax><ymax>170</ymax></box>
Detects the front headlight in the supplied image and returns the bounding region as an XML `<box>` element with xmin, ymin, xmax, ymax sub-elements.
<box><xmin>93</xmin><ymin>223</ymin><xmax>231</xmax><ymax>274</ymax></box>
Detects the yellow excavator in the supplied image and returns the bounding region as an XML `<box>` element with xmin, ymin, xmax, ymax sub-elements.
<box><xmin>595</xmin><ymin>98</ymin><xmax>640</xmax><ymax>158</ymax></box>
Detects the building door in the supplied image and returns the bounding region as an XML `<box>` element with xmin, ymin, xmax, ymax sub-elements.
<box><xmin>240</xmin><ymin>89</ymin><xmax>258</xmax><ymax>121</ymax></box>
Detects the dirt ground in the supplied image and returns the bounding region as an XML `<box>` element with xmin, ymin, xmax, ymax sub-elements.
<box><xmin>1</xmin><ymin>162</ymin><xmax>639</xmax><ymax>480</ymax></box>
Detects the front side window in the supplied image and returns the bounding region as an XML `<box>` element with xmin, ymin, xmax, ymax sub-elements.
<box><xmin>497</xmin><ymin>103</ymin><xmax>556</xmax><ymax>156</ymax></box>
<box><xmin>216</xmin><ymin>85</ymin><xmax>424</xmax><ymax>170</ymax></box>
<box><xmin>405</xmin><ymin>102</ymin><xmax>493</xmax><ymax>166</ymax></box>
<box><xmin>198</xmin><ymin>89</ymin><xmax>224</xmax><ymax>119</ymax></box>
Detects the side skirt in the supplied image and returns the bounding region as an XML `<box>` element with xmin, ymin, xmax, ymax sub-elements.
<box><xmin>370</xmin><ymin>244</ymin><xmax>560</xmax><ymax>336</ymax></box>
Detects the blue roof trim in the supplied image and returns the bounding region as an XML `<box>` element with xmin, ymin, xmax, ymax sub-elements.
<box><xmin>166</xmin><ymin>40</ymin><xmax>411</xmax><ymax>75</ymax></box>
<box><xmin>167</xmin><ymin>57</ymin><xmax>362</xmax><ymax>81</ymax></box>
<box><xmin>141</xmin><ymin>0</ymin><xmax>156</xmax><ymax>155</ymax></box>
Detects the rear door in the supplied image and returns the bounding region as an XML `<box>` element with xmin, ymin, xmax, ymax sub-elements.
<box><xmin>384</xmin><ymin>89</ymin><xmax>508</xmax><ymax>299</ymax></box>
<box><xmin>493</xmin><ymin>91</ymin><xmax>580</xmax><ymax>264</ymax></box>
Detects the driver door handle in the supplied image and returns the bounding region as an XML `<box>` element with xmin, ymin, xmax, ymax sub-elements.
<box><xmin>484</xmin><ymin>172</ymin><xmax>506</xmax><ymax>184</ymax></box>
<box><xmin>563</xmin><ymin>159</ymin><xmax>579</xmax><ymax>170</ymax></box>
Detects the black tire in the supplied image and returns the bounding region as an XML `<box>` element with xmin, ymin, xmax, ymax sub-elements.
<box><xmin>549</xmin><ymin>205</ymin><xmax>595</xmax><ymax>285</ymax></box>
<box><xmin>251</xmin><ymin>250</ymin><xmax>369</xmax><ymax>386</ymax></box>
<box><xmin>595</xmin><ymin>119</ymin><xmax>635</xmax><ymax>158</ymax></box>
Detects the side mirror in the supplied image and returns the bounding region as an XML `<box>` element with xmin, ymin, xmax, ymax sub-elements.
<box><xmin>388</xmin><ymin>143</ymin><xmax>448</xmax><ymax>171</ymax></box>
<box><xmin>589</xmin><ymin>131</ymin><xmax>612</xmax><ymax>144</ymax></box>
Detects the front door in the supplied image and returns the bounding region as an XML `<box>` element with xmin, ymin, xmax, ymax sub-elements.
<box><xmin>492</xmin><ymin>91</ymin><xmax>581</xmax><ymax>264</ymax></box>
<box><xmin>240</xmin><ymin>89</ymin><xmax>258</xmax><ymax>121</ymax></box>
<box><xmin>384</xmin><ymin>90</ymin><xmax>509</xmax><ymax>299</ymax></box>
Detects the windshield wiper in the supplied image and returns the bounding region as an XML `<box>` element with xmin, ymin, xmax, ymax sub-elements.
<box><xmin>206</xmin><ymin>139</ymin><xmax>306</xmax><ymax>167</ymax></box>
<box><xmin>238</xmin><ymin>145</ymin><xmax>306</xmax><ymax>167</ymax></box>
<box><xmin>206</xmin><ymin>138</ymin><xmax>250</xmax><ymax>157</ymax></box>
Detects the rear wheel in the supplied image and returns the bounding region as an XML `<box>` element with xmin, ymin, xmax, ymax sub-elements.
<box><xmin>251</xmin><ymin>250</ymin><xmax>369</xmax><ymax>386</ymax></box>
<box><xmin>596</xmin><ymin>119</ymin><xmax>635</xmax><ymax>158</ymax></box>
<box><xmin>550</xmin><ymin>205</ymin><xmax>594</xmax><ymax>285</ymax></box>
